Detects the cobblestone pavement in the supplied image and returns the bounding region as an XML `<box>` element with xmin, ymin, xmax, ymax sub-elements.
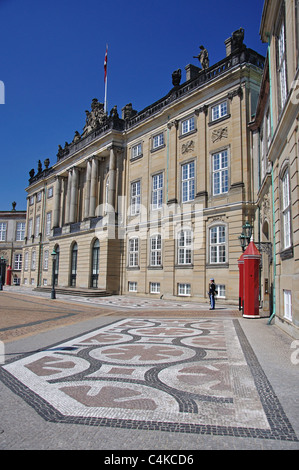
<box><xmin>0</xmin><ymin>287</ymin><xmax>298</xmax><ymax>451</ymax></box>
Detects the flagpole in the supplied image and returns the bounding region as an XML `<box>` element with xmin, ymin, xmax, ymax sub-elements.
<box><xmin>104</xmin><ymin>44</ymin><xmax>108</xmax><ymax>114</ymax></box>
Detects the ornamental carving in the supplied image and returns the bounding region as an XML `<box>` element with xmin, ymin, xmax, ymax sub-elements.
<box><xmin>182</xmin><ymin>140</ymin><xmax>194</xmax><ymax>154</ymax></box>
<box><xmin>211</xmin><ymin>127</ymin><xmax>228</xmax><ymax>143</ymax></box>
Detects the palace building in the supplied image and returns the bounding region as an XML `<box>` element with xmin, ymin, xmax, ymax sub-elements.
<box><xmin>22</xmin><ymin>29</ymin><xmax>265</xmax><ymax>305</ymax></box>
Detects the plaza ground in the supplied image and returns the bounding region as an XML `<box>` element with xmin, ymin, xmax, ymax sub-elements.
<box><xmin>0</xmin><ymin>286</ymin><xmax>298</xmax><ymax>451</ymax></box>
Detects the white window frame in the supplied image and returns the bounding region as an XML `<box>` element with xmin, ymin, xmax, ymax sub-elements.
<box><xmin>35</xmin><ymin>215</ymin><xmax>40</xmax><ymax>238</ymax></box>
<box><xmin>210</xmin><ymin>225</ymin><xmax>226</xmax><ymax>264</ymax></box>
<box><xmin>46</xmin><ymin>212</ymin><xmax>52</xmax><ymax>236</ymax></box>
<box><xmin>48</xmin><ymin>186</ymin><xmax>53</xmax><ymax>198</ymax></box>
<box><xmin>132</xmin><ymin>143</ymin><xmax>142</xmax><ymax>159</ymax></box>
<box><xmin>216</xmin><ymin>284</ymin><xmax>226</xmax><ymax>298</ymax></box>
<box><xmin>24</xmin><ymin>251</ymin><xmax>29</xmax><ymax>271</ymax></box>
<box><xmin>150</xmin><ymin>234</ymin><xmax>162</xmax><ymax>267</ymax></box>
<box><xmin>129</xmin><ymin>237</ymin><xmax>139</xmax><ymax>267</ymax></box>
<box><xmin>178</xmin><ymin>283</ymin><xmax>191</xmax><ymax>296</ymax></box>
<box><xmin>16</xmin><ymin>222</ymin><xmax>25</xmax><ymax>241</ymax></box>
<box><xmin>28</xmin><ymin>219</ymin><xmax>33</xmax><ymax>238</ymax></box>
<box><xmin>31</xmin><ymin>250</ymin><xmax>36</xmax><ymax>270</ymax></box>
<box><xmin>0</xmin><ymin>222</ymin><xmax>7</xmax><ymax>241</ymax></box>
<box><xmin>14</xmin><ymin>253</ymin><xmax>22</xmax><ymax>270</ymax></box>
<box><xmin>43</xmin><ymin>249</ymin><xmax>49</xmax><ymax>270</ymax></box>
<box><xmin>150</xmin><ymin>282</ymin><xmax>160</xmax><ymax>294</ymax></box>
<box><xmin>283</xmin><ymin>290</ymin><xmax>292</xmax><ymax>321</ymax></box>
<box><xmin>177</xmin><ymin>229</ymin><xmax>192</xmax><ymax>265</ymax></box>
<box><xmin>152</xmin><ymin>173</ymin><xmax>163</xmax><ymax>210</ymax></box>
<box><xmin>277</xmin><ymin>20</ymin><xmax>288</xmax><ymax>112</ymax></box>
<box><xmin>182</xmin><ymin>161</ymin><xmax>195</xmax><ymax>202</ymax></box>
<box><xmin>130</xmin><ymin>181</ymin><xmax>141</xmax><ymax>216</ymax></box>
<box><xmin>128</xmin><ymin>281</ymin><xmax>137</xmax><ymax>292</ymax></box>
<box><xmin>181</xmin><ymin>116</ymin><xmax>195</xmax><ymax>135</ymax></box>
<box><xmin>211</xmin><ymin>101</ymin><xmax>228</xmax><ymax>121</ymax></box>
<box><xmin>212</xmin><ymin>150</ymin><xmax>228</xmax><ymax>195</ymax></box>
<box><xmin>153</xmin><ymin>132</ymin><xmax>164</xmax><ymax>149</ymax></box>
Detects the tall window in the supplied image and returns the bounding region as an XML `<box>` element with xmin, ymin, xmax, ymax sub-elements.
<box><xmin>277</xmin><ymin>20</ymin><xmax>287</xmax><ymax>112</ymax></box>
<box><xmin>281</xmin><ymin>169</ymin><xmax>291</xmax><ymax>249</ymax></box>
<box><xmin>181</xmin><ymin>117</ymin><xmax>195</xmax><ymax>135</ymax></box>
<box><xmin>129</xmin><ymin>238</ymin><xmax>139</xmax><ymax>267</ymax></box>
<box><xmin>284</xmin><ymin>290</ymin><xmax>292</xmax><ymax>321</ymax></box>
<box><xmin>211</xmin><ymin>101</ymin><xmax>228</xmax><ymax>121</ymax></box>
<box><xmin>0</xmin><ymin>222</ymin><xmax>7</xmax><ymax>241</ymax></box>
<box><xmin>212</xmin><ymin>150</ymin><xmax>228</xmax><ymax>195</ymax></box>
<box><xmin>91</xmin><ymin>239</ymin><xmax>100</xmax><ymax>288</ymax></box>
<box><xmin>35</xmin><ymin>215</ymin><xmax>40</xmax><ymax>237</ymax></box>
<box><xmin>24</xmin><ymin>251</ymin><xmax>29</xmax><ymax>271</ymax></box>
<box><xmin>131</xmin><ymin>181</ymin><xmax>141</xmax><ymax>215</ymax></box>
<box><xmin>177</xmin><ymin>229</ymin><xmax>192</xmax><ymax>265</ymax></box>
<box><xmin>46</xmin><ymin>212</ymin><xmax>52</xmax><ymax>236</ymax></box>
<box><xmin>14</xmin><ymin>253</ymin><xmax>22</xmax><ymax>270</ymax></box>
<box><xmin>31</xmin><ymin>250</ymin><xmax>36</xmax><ymax>270</ymax></box>
<box><xmin>210</xmin><ymin>226</ymin><xmax>226</xmax><ymax>264</ymax></box>
<box><xmin>28</xmin><ymin>219</ymin><xmax>33</xmax><ymax>238</ymax></box>
<box><xmin>16</xmin><ymin>222</ymin><xmax>25</xmax><ymax>241</ymax></box>
<box><xmin>150</xmin><ymin>234</ymin><xmax>162</xmax><ymax>266</ymax></box>
<box><xmin>70</xmin><ymin>243</ymin><xmax>78</xmax><ymax>286</ymax></box>
<box><xmin>182</xmin><ymin>161</ymin><xmax>195</xmax><ymax>202</ymax></box>
<box><xmin>43</xmin><ymin>249</ymin><xmax>49</xmax><ymax>270</ymax></box>
<box><xmin>152</xmin><ymin>173</ymin><xmax>163</xmax><ymax>210</ymax></box>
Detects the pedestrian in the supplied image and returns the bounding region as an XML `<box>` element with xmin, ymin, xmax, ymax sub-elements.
<box><xmin>209</xmin><ymin>278</ymin><xmax>216</xmax><ymax>310</ymax></box>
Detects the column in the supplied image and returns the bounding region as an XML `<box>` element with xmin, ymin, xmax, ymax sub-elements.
<box><xmin>89</xmin><ymin>157</ymin><xmax>98</xmax><ymax>217</ymax></box>
<box><xmin>84</xmin><ymin>159</ymin><xmax>92</xmax><ymax>219</ymax></box>
<box><xmin>69</xmin><ymin>167</ymin><xmax>78</xmax><ymax>223</ymax></box>
<box><xmin>53</xmin><ymin>176</ymin><xmax>61</xmax><ymax>228</ymax></box>
<box><xmin>65</xmin><ymin>169</ymin><xmax>72</xmax><ymax>224</ymax></box>
<box><xmin>107</xmin><ymin>146</ymin><xmax>116</xmax><ymax>210</ymax></box>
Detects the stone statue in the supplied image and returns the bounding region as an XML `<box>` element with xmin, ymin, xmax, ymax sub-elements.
<box><xmin>73</xmin><ymin>131</ymin><xmax>81</xmax><ymax>143</ymax></box>
<box><xmin>193</xmin><ymin>45</ymin><xmax>209</xmax><ymax>70</ymax></box>
<box><xmin>82</xmin><ymin>98</ymin><xmax>108</xmax><ymax>136</ymax></box>
<box><xmin>172</xmin><ymin>69</ymin><xmax>181</xmax><ymax>87</ymax></box>
<box><xmin>37</xmin><ymin>160</ymin><xmax>42</xmax><ymax>173</ymax></box>
<box><xmin>232</xmin><ymin>28</ymin><xmax>245</xmax><ymax>51</ymax></box>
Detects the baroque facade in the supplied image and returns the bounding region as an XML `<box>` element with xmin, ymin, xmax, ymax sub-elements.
<box><xmin>250</xmin><ymin>0</ymin><xmax>299</xmax><ymax>339</ymax></box>
<box><xmin>22</xmin><ymin>29</ymin><xmax>264</xmax><ymax>306</ymax></box>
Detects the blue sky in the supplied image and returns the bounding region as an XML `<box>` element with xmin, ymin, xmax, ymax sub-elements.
<box><xmin>0</xmin><ymin>0</ymin><xmax>267</xmax><ymax>211</ymax></box>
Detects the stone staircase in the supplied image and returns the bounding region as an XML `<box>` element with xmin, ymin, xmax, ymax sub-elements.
<box><xmin>34</xmin><ymin>286</ymin><xmax>112</xmax><ymax>297</ymax></box>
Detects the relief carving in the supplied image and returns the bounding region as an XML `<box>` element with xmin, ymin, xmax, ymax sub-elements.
<box><xmin>211</xmin><ymin>127</ymin><xmax>228</xmax><ymax>143</ymax></box>
<box><xmin>182</xmin><ymin>140</ymin><xmax>194</xmax><ymax>154</ymax></box>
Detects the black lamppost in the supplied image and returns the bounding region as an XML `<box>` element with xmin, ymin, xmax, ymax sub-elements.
<box><xmin>0</xmin><ymin>256</ymin><xmax>4</xmax><ymax>291</ymax></box>
<box><xmin>239</xmin><ymin>221</ymin><xmax>253</xmax><ymax>251</ymax></box>
<box><xmin>51</xmin><ymin>249</ymin><xmax>57</xmax><ymax>299</ymax></box>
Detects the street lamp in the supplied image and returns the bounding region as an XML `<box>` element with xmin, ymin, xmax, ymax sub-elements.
<box><xmin>51</xmin><ymin>249</ymin><xmax>57</xmax><ymax>299</ymax></box>
<box><xmin>0</xmin><ymin>256</ymin><xmax>4</xmax><ymax>291</ymax></box>
<box><xmin>239</xmin><ymin>222</ymin><xmax>253</xmax><ymax>251</ymax></box>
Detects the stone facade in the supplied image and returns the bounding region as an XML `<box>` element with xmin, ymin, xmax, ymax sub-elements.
<box><xmin>250</xmin><ymin>0</ymin><xmax>299</xmax><ymax>339</ymax></box>
<box><xmin>22</xmin><ymin>30</ymin><xmax>264</xmax><ymax>306</ymax></box>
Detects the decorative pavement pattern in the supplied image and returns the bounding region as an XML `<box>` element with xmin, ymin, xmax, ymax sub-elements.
<box><xmin>0</xmin><ymin>318</ymin><xmax>298</xmax><ymax>441</ymax></box>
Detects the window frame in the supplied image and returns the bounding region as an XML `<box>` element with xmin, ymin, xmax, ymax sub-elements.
<box><xmin>181</xmin><ymin>160</ymin><xmax>195</xmax><ymax>203</ymax></box>
<box><xmin>177</xmin><ymin>229</ymin><xmax>193</xmax><ymax>266</ymax></box>
<box><xmin>212</xmin><ymin>150</ymin><xmax>229</xmax><ymax>196</ymax></box>
<box><xmin>131</xmin><ymin>142</ymin><xmax>142</xmax><ymax>160</ymax></box>
<box><xmin>152</xmin><ymin>172</ymin><xmax>164</xmax><ymax>210</ymax></box>
<box><xmin>130</xmin><ymin>180</ymin><xmax>141</xmax><ymax>216</ymax></box>
<box><xmin>281</xmin><ymin>167</ymin><xmax>292</xmax><ymax>251</ymax></box>
<box><xmin>128</xmin><ymin>237</ymin><xmax>139</xmax><ymax>268</ymax></box>
<box><xmin>150</xmin><ymin>234</ymin><xmax>162</xmax><ymax>267</ymax></box>
<box><xmin>0</xmin><ymin>222</ymin><xmax>7</xmax><ymax>241</ymax></box>
<box><xmin>209</xmin><ymin>225</ymin><xmax>227</xmax><ymax>265</ymax></box>
<box><xmin>181</xmin><ymin>116</ymin><xmax>195</xmax><ymax>136</ymax></box>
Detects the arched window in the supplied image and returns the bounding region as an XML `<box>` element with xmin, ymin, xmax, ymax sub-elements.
<box><xmin>91</xmin><ymin>239</ymin><xmax>100</xmax><ymax>288</ymax></box>
<box><xmin>70</xmin><ymin>243</ymin><xmax>78</xmax><ymax>286</ymax></box>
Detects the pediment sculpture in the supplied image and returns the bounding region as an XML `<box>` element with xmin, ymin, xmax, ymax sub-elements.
<box><xmin>82</xmin><ymin>98</ymin><xmax>108</xmax><ymax>137</ymax></box>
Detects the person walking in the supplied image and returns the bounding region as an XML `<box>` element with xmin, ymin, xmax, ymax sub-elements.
<box><xmin>209</xmin><ymin>278</ymin><xmax>216</xmax><ymax>310</ymax></box>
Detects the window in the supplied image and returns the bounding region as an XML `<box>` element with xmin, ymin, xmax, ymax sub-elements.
<box><xmin>178</xmin><ymin>283</ymin><xmax>191</xmax><ymax>296</ymax></box>
<box><xmin>129</xmin><ymin>238</ymin><xmax>139</xmax><ymax>267</ymax></box>
<box><xmin>281</xmin><ymin>169</ymin><xmax>291</xmax><ymax>249</ymax></box>
<box><xmin>43</xmin><ymin>249</ymin><xmax>49</xmax><ymax>270</ymax></box>
<box><xmin>216</xmin><ymin>284</ymin><xmax>226</xmax><ymax>298</ymax></box>
<box><xmin>210</xmin><ymin>226</ymin><xmax>226</xmax><ymax>264</ymax></box>
<box><xmin>277</xmin><ymin>20</ymin><xmax>287</xmax><ymax>112</ymax></box>
<box><xmin>182</xmin><ymin>161</ymin><xmax>195</xmax><ymax>202</ymax></box>
<box><xmin>37</xmin><ymin>191</ymin><xmax>42</xmax><ymax>202</ymax></box>
<box><xmin>177</xmin><ymin>229</ymin><xmax>192</xmax><ymax>265</ymax></box>
<box><xmin>14</xmin><ymin>253</ymin><xmax>22</xmax><ymax>270</ymax></box>
<box><xmin>211</xmin><ymin>101</ymin><xmax>228</xmax><ymax>121</ymax></box>
<box><xmin>91</xmin><ymin>239</ymin><xmax>100</xmax><ymax>288</ymax></box>
<box><xmin>181</xmin><ymin>116</ymin><xmax>195</xmax><ymax>135</ymax></box>
<box><xmin>16</xmin><ymin>222</ymin><xmax>25</xmax><ymax>241</ymax></box>
<box><xmin>152</xmin><ymin>173</ymin><xmax>163</xmax><ymax>210</ymax></box>
<box><xmin>29</xmin><ymin>196</ymin><xmax>34</xmax><ymax>205</ymax></box>
<box><xmin>130</xmin><ymin>181</ymin><xmax>141</xmax><ymax>215</ymax></box>
<box><xmin>48</xmin><ymin>186</ymin><xmax>53</xmax><ymax>198</ymax></box>
<box><xmin>150</xmin><ymin>234</ymin><xmax>162</xmax><ymax>266</ymax></box>
<box><xmin>150</xmin><ymin>282</ymin><xmax>160</xmax><ymax>293</ymax></box>
<box><xmin>46</xmin><ymin>212</ymin><xmax>52</xmax><ymax>236</ymax></box>
<box><xmin>212</xmin><ymin>150</ymin><xmax>228</xmax><ymax>195</ymax></box>
<box><xmin>128</xmin><ymin>281</ymin><xmax>137</xmax><ymax>292</ymax></box>
<box><xmin>284</xmin><ymin>290</ymin><xmax>292</xmax><ymax>321</ymax></box>
<box><xmin>153</xmin><ymin>132</ymin><xmax>164</xmax><ymax>149</ymax></box>
<box><xmin>132</xmin><ymin>143</ymin><xmax>142</xmax><ymax>159</ymax></box>
<box><xmin>70</xmin><ymin>243</ymin><xmax>78</xmax><ymax>286</ymax></box>
<box><xmin>0</xmin><ymin>222</ymin><xmax>7</xmax><ymax>241</ymax></box>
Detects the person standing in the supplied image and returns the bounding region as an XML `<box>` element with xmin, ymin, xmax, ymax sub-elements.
<box><xmin>209</xmin><ymin>278</ymin><xmax>216</xmax><ymax>310</ymax></box>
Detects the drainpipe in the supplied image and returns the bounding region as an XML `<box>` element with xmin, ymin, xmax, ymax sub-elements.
<box><xmin>266</xmin><ymin>33</ymin><xmax>276</xmax><ymax>325</ymax></box>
